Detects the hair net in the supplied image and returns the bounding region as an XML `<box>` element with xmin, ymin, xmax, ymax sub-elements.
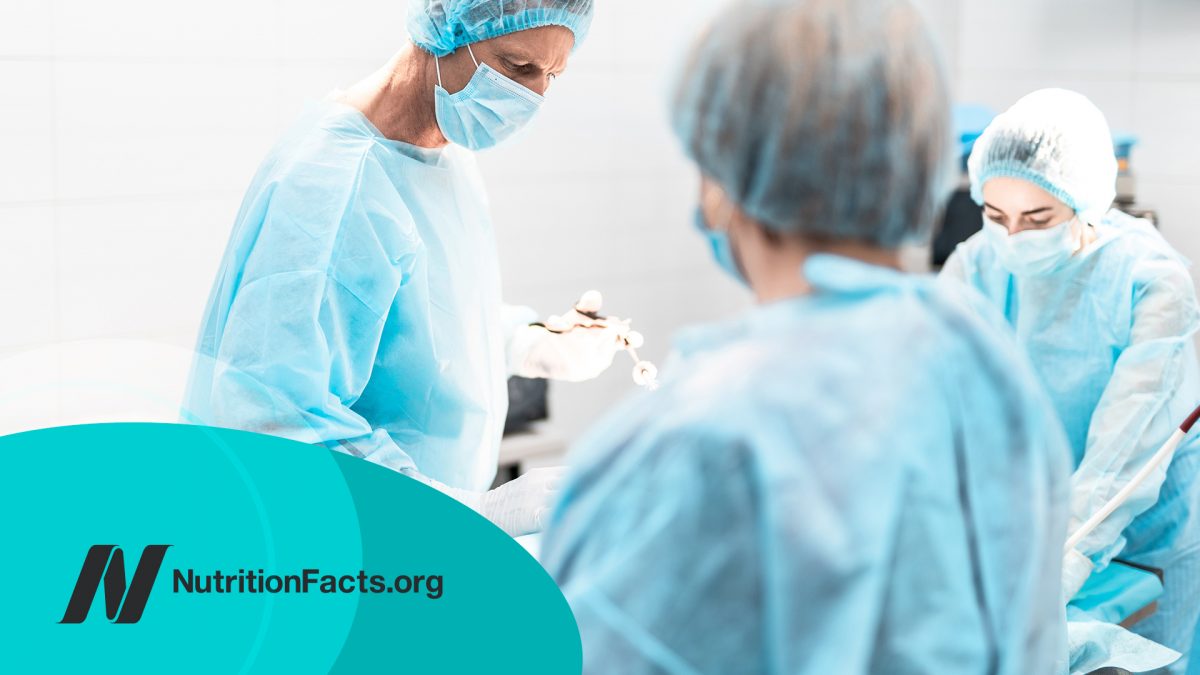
<box><xmin>408</xmin><ymin>0</ymin><xmax>594</xmax><ymax>57</ymax></box>
<box><xmin>968</xmin><ymin>88</ymin><xmax>1117</xmax><ymax>225</ymax></box>
<box><xmin>671</xmin><ymin>0</ymin><xmax>952</xmax><ymax>247</ymax></box>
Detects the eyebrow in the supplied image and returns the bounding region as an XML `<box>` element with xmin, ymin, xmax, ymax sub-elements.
<box><xmin>982</xmin><ymin>202</ymin><xmax>1055</xmax><ymax>216</ymax></box>
<box><xmin>497</xmin><ymin>48</ymin><xmax>543</xmax><ymax>67</ymax></box>
<box><xmin>497</xmin><ymin>47</ymin><xmax>568</xmax><ymax>74</ymax></box>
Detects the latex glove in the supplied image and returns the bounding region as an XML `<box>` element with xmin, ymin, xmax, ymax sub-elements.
<box><xmin>510</xmin><ymin>292</ymin><xmax>629</xmax><ymax>382</ymax></box>
<box><xmin>413</xmin><ymin>467</ymin><xmax>566</xmax><ymax>538</ymax></box>
<box><xmin>477</xmin><ymin>467</ymin><xmax>565</xmax><ymax>537</ymax></box>
<box><xmin>1063</xmin><ymin>548</ymin><xmax>1096</xmax><ymax>603</ymax></box>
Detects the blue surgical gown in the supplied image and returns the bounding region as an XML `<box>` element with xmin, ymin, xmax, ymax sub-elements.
<box><xmin>184</xmin><ymin>101</ymin><xmax>508</xmax><ymax>491</ymax></box>
<box><xmin>944</xmin><ymin>209</ymin><xmax>1200</xmax><ymax>671</ymax></box>
<box><xmin>542</xmin><ymin>255</ymin><xmax>1073</xmax><ymax>674</ymax></box>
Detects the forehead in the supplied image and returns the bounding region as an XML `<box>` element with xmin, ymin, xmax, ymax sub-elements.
<box><xmin>487</xmin><ymin>25</ymin><xmax>574</xmax><ymax>69</ymax></box>
<box><xmin>982</xmin><ymin>177</ymin><xmax>1066</xmax><ymax>210</ymax></box>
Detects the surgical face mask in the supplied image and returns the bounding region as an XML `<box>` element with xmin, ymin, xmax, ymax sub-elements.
<box><xmin>982</xmin><ymin>215</ymin><xmax>1080</xmax><ymax>278</ymax></box>
<box><xmin>434</xmin><ymin>44</ymin><xmax>544</xmax><ymax>151</ymax></box>
<box><xmin>694</xmin><ymin>207</ymin><xmax>747</xmax><ymax>285</ymax></box>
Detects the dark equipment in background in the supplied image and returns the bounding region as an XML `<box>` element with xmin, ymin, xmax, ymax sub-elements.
<box><xmin>493</xmin><ymin>376</ymin><xmax>552</xmax><ymax>488</ymax></box>
<box><xmin>504</xmin><ymin>376</ymin><xmax>548</xmax><ymax>435</ymax></box>
<box><xmin>932</xmin><ymin>188</ymin><xmax>984</xmax><ymax>267</ymax></box>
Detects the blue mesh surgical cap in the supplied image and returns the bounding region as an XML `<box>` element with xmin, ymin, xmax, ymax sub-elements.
<box><xmin>968</xmin><ymin>88</ymin><xmax>1117</xmax><ymax>225</ymax></box>
<box><xmin>408</xmin><ymin>0</ymin><xmax>594</xmax><ymax>57</ymax></box>
<box><xmin>671</xmin><ymin>0</ymin><xmax>952</xmax><ymax>247</ymax></box>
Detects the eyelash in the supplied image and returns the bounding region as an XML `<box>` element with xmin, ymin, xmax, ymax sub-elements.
<box><xmin>502</xmin><ymin>59</ymin><xmax>559</xmax><ymax>81</ymax></box>
<box><xmin>987</xmin><ymin>211</ymin><xmax>1051</xmax><ymax>224</ymax></box>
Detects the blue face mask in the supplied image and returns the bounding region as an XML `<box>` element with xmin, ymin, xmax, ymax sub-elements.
<box><xmin>982</xmin><ymin>215</ymin><xmax>1080</xmax><ymax>278</ymax></box>
<box><xmin>694</xmin><ymin>207</ymin><xmax>746</xmax><ymax>285</ymax></box>
<box><xmin>435</xmin><ymin>44</ymin><xmax>545</xmax><ymax>151</ymax></box>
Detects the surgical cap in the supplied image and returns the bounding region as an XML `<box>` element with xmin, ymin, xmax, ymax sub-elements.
<box><xmin>969</xmin><ymin>88</ymin><xmax>1117</xmax><ymax>225</ymax></box>
<box><xmin>671</xmin><ymin>0</ymin><xmax>952</xmax><ymax>247</ymax></box>
<box><xmin>408</xmin><ymin>0</ymin><xmax>594</xmax><ymax>57</ymax></box>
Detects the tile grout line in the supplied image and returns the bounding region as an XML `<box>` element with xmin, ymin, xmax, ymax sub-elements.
<box><xmin>49</xmin><ymin>1</ymin><xmax>64</xmax><ymax>416</ymax></box>
<box><xmin>0</xmin><ymin>190</ymin><xmax>245</xmax><ymax>210</ymax></box>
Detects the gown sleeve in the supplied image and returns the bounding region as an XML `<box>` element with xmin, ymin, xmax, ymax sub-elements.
<box><xmin>1066</xmin><ymin>257</ymin><xmax>1200</xmax><ymax>590</ymax></box>
<box><xmin>203</xmin><ymin>163</ymin><xmax>421</xmax><ymax>475</ymax></box>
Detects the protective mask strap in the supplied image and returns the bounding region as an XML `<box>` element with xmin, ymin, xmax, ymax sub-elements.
<box><xmin>1075</xmin><ymin>217</ymin><xmax>1097</xmax><ymax>252</ymax></box>
<box><xmin>1065</xmin><ymin>215</ymin><xmax>1087</xmax><ymax>253</ymax></box>
<box><xmin>435</xmin><ymin>44</ymin><xmax>482</xmax><ymax>89</ymax></box>
<box><xmin>715</xmin><ymin>199</ymin><xmax>749</xmax><ymax>281</ymax></box>
<box><xmin>715</xmin><ymin>199</ymin><xmax>738</xmax><ymax>233</ymax></box>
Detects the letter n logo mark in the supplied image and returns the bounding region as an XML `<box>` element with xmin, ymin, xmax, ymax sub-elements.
<box><xmin>60</xmin><ymin>545</ymin><xmax>171</xmax><ymax>624</ymax></box>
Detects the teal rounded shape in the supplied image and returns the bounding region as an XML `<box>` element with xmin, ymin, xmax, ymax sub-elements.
<box><xmin>0</xmin><ymin>423</ymin><xmax>581</xmax><ymax>674</ymax></box>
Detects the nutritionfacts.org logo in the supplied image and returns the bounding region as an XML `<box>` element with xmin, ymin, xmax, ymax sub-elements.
<box><xmin>60</xmin><ymin>544</ymin><xmax>445</xmax><ymax>624</ymax></box>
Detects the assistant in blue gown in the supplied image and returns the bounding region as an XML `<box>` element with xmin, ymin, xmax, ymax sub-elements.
<box><xmin>542</xmin><ymin>0</ymin><xmax>1075</xmax><ymax>671</ymax></box>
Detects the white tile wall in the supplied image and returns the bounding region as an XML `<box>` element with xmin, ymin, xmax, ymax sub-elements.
<box><xmin>55</xmin><ymin>196</ymin><xmax>237</xmax><ymax>343</ymax></box>
<box><xmin>273</xmin><ymin>61</ymin><xmax>382</xmax><ymax>120</ymax></box>
<box><xmin>0</xmin><ymin>207</ymin><xmax>57</xmax><ymax>349</ymax></box>
<box><xmin>1132</xmin><ymin>80</ymin><xmax>1200</xmax><ymax>183</ymax></box>
<box><xmin>959</xmin><ymin>0</ymin><xmax>1138</xmax><ymax>76</ymax></box>
<box><xmin>1136</xmin><ymin>0</ymin><xmax>1200</xmax><ymax>78</ymax></box>
<box><xmin>275</xmin><ymin>1</ymin><xmax>407</xmax><ymax>62</ymax></box>
<box><xmin>0</xmin><ymin>346</ymin><xmax>64</xmax><ymax>434</ymax></box>
<box><xmin>1140</xmin><ymin>179</ymin><xmax>1200</xmax><ymax>265</ymax></box>
<box><xmin>55</xmin><ymin>339</ymin><xmax>198</xmax><ymax>424</ymax></box>
<box><xmin>909</xmin><ymin>0</ymin><xmax>962</xmax><ymax>91</ymax></box>
<box><xmin>956</xmin><ymin>75</ymin><xmax>1139</xmax><ymax>133</ymax></box>
<box><xmin>0</xmin><ymin>0</ymin><xmax>52</xmax><ymax>58</ymax></box>
<box><xmin>53</xmin><ymin>61</ymin><xmax>279</xmax><ymax>201</ymax></box>
<box><xmin>49</xmin><ymin>0</ymin><xmax>281</xmax><ymax>62</ymax></box>
<box><xmin>0</xmin><ymin>62</ymin><xmax>56</xmax><ymax>204</ymax></box>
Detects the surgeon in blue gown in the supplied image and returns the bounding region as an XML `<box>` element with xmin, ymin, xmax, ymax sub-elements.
<box><xmin>541</xmin><ymin>0</ymin><xmax>1075</xmax><ymax>672</ymax></box>
<box><xmin>183</xmin><ymin>0</ymin><xmax>617</xmax><ymax>537</ymax></box>
<box><xmin>942</xmin><ymin>88</ymin><xmax>1200</xmax><ymax>673</ymax></box>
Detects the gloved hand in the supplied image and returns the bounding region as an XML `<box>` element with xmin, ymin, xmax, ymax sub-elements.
<box><xmin>476</xmin><ymin>467</ymin><xmax>565</xmax><ymax>537</ymax></box>
<box><xmin>1063</xmin><ymin>547</ymin><xmax>1096</xmax><ymax>602</ymax></box>
<box><xmin>509</xmin><ymin>291</ymin><xmax>630</xmax><ymax>382</ymax></box>
<box><xmin>412</xmin><ymin>466</ymin><xmax>566</xmax><ymax>538</ymax></box>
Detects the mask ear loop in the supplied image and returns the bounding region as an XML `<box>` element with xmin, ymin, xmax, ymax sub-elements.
<box><xmin>713</xmin><ymin>191</ymin><xmax>750</xmax><ymax>281</ymax></box>
<box><xmin>716</xmin><ymin>198</ymin><xmax>738</xmax><ymax>233</ymax></box>
<box><xmin>436</xmin><ymin>44</ymin><xmax>481</xmax><ymax>89</ymax></box>
<box><xmin>1070</xmin><ymin>213</ymin><xmax>1091</xmax><ymax>255</ymax></box>
<box><xmin>703</xmin><ymin>183</ymin><xmax>738</xmax><ymax>233</ymax></box>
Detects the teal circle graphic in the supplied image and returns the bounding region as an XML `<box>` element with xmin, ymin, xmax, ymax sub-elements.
<box><xmin>0</xmin><ymin>424</ymin><xmax>580</xmax><ymax>674</ymax></box>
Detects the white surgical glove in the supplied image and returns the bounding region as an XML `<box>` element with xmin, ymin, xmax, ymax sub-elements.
<box><xmin>508</xmin><ymin>291</ymin><xmax>629</xmax><ymax>382</ymax></box>
<box><xmin>511</xmin><ymin>323</ymin><xmax>626</xmax><ymax>382</ymax></box>
<box><xmin>1063</xmin><ymin>548</ymin><xmax>1096</xmax><ymax>603</ymax></box>
<box><xmin>476</xmin><ymin>467</ymin><xmax>565</xmax><ymax>537</ymax></box>
<box><xmin>410</xmin><ymin>467</ymin><xmax>566</xmax><ymax>538</ymax></box>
